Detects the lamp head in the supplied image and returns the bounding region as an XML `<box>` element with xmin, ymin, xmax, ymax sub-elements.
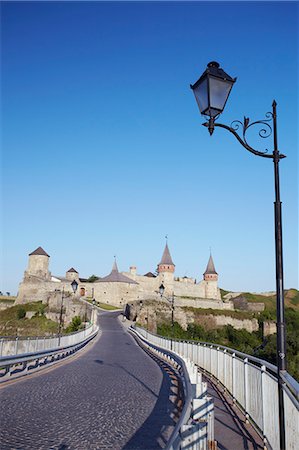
<box><xmin>71</xmin><ymin>279</ymin><xmax>78</xmax><ymax>294</ymax></box>
<box><xmin>159</xmin><ymin>283</ymin><xmax>165</xmax><ymax>297</ymax></box>
<box><xmin>190</xmin><ymin>61</ymin><xmax>236</xmax><ymax>119</ymax></box>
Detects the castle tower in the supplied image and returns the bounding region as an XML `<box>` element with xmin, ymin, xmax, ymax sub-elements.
<box><xmin>203</xmin><ymin>254</ymin><xmax>218</xmax><ymax>281</ymax></box>
<box><xmin>66</xmin><ymin>267</ymin><xmax>79</xmax><ymax>281</ymax></box>
<box><xmin>157</xmin><ymin>243</ymin><xmax>175</xmax><ymax>274</ymax></box>
<box><xmin>203</xmin><ymin>253</ymin><xmax>219</xmax><ymax>299</ymax></box>
<box><xmin>26</xmin><ymin>246</ymin><xmax>51</xmax><ymax>280</ymax></box>
<box><xmin>157</xmin><ymin>243</ymin><xmax>175</xmax><ymax>289</ymax></box>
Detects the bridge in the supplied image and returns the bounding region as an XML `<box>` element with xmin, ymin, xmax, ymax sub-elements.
<box><xmin>0</xmin><ymin>309</ymin><xmax>298</xmax><ymax>449</ymax></box>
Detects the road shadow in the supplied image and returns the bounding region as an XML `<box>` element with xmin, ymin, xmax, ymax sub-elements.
<box><xmin>121</xmin><ymin>347</ymin><xmax>183</xmax><ymax>450</ymax></box>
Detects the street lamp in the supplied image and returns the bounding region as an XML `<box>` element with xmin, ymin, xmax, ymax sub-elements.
<box><xmin>159</xmin><ymin>283</ymin><xmax>175</xmax><ymax>351</ymax></box>
<box><xmin>191</xmin><ymin>61</ymin><xmax>287</xmax><ymax>450</ymax></box>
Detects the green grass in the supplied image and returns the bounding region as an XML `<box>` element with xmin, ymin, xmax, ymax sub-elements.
<box><xmin>220</xmin><ymin>288</ymin><xmax>230</xmax><ymax>299</ymax></box>
<box><xmin>218</xmin><ymin>288</ymin><xmax>299</xmax><ymax>313</ymax></box>
<box><xmin>85</xmin><ymin>299</ymin><xmax>120</xmax><ymax>310</ymax></box>
<box><xmin>0</xmin><ymin>302</ymin><xmax>58</xmax><ymax>336</ymax></box>
<box><xmin>240</xmin><ymin>289</ymin><xmax>299</xmax><ymax>313</ymax></box>
<box><xmin>97</xmin><ymin>302</ymin><xmax>120</xmax><ymax>310</ymax></box>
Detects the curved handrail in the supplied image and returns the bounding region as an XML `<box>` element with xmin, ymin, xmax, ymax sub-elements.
<box><xmin>135</xmin><ymin>327</ymin><xmax>281</xmax><ymax>374</ymax></box>
<box><xmin>0</xmin><ymin>326</ymin><xmax>99</xmax><ymax>367</ymax></box>
<box><xmin>135</xmin><ymin>328</ymin><xmax>299</xmax><ymax>450</ymax></box>
<box><xmin>129</xmin><ymin>327</ymin><xmax>194</xmax><ymax>450</ymax></box>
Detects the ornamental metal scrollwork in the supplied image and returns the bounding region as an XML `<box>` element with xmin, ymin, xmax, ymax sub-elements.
<box><xmin>230</xmin><ymin>113</ymin><xmax>273</xmax><ymax>157</ymax></box>
<box><xmin>203</xmin><ymin>108</ymin><xmax>286</xmax><ymax>159</ymax></box>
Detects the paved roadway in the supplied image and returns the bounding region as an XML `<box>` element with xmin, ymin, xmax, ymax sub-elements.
<box><xmin>0</xmin><ymin>311</ymin><xmax>178</xmax><ymax>450</ymax></box>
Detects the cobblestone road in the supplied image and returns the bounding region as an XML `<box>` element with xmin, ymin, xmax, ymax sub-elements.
<box><xmin>0</xmin><ymin>312</ymin><xmax>178</xmax><ymax>450</ymax></box>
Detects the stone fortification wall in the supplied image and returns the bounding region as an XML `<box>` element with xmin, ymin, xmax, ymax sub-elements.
<box><xmin>126</xmin><ymin>300</ymin><xmax>259</xmax><ymax>333</ymax></box>
<box><xmin>16</xmin><ymin>279</ymin><xmax>76</xmax><ymax>305</ymax></box>
<box><xmin>174</xmin><ymin>297</ymin><xmax>234</xmax><ymax>310</ymax></box>
<box><xmin>173</xmin><ymin>279</ymin><xmax>221</xmax><ymax>301</ymax></box>
<box><xmin>45</xmin><ymin>292</ymin><xmax>92</xmax><ymax>325</ymax></box>
<box><xmin>79</xmin><ymin>281</ymin><xmax>141</xmax><ymax>307</ymax></box>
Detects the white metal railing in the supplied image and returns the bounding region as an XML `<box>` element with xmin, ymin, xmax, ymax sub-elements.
<box><xmin>0</xmin><ymin>324</ymin><xmax>99</xmax><ymax>380</ymax></box>
<box><xmin>0</xmin><ymin>323</ymin><xmax>98</xmax><ymax>357</ymax></box>
<box><xmin>130</xmin><ymin>327</ymin><xmax>216</xmax><ymax>450</ymax></box>
<box><xmin>135</xmin><ymin>326</ymin><xmax>299</xmax><ymax>450</ymax></box>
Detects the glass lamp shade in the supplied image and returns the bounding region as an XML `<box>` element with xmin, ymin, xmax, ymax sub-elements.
<box><xmin>159</xmin><ymin>283</ymin><xmax>165</xmax><ymax>296</ymax></box>
<box><xmin>71</xmin><ymin>279</ymin><xmax>78</xmax><ymax>294</ymax></box>
<box><xmin>191</xmin><ymin>61</ymin><xmax>236</xmax><ymax>118</ymax></box>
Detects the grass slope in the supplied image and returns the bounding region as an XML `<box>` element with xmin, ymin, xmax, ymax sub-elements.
<box><xmin>0</xmin><ymin>302</ymin><xmax>59</xmax><ymax>337</ymax></box>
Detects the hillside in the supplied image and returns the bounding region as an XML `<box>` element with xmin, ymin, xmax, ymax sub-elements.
<box><xmin>221</xmin><ymin>288</ymin><xmax>299</xmax><ymax>313</ymax></box>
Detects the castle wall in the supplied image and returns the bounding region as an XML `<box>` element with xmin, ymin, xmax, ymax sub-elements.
<box><xmin>174</xmin><ymin>297</ymin><xmax>233</xmax><ymax>310</ymax></box>
<box><xmin>16</xmin><ymin>279</ymin><xmax>77</xmax><ymax>304</ymax></box>
<box><xmin>173</xmin><ymin>279</ymin><xmax>221</xmax><ymax>300</ymax></box>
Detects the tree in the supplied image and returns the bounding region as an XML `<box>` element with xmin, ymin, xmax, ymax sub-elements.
<box><xmin>87</xmin><ymin>275</ymin><xmax>100</xmax><ymax>283</ymax></box>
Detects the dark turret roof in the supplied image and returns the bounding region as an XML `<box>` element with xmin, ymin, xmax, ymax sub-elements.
<box><xmin>97</xmin><ymin>260</ymin><xmax>138</xmax><ymax>284</ymax></box>
<box><xmin>67</xmin><ymin>267</ymin><xmax>78</xmax><ymax>273</ymax></box>
<box><xmin>144</xmin><ymin>272</ymin><xmax>156</xmax><ymax>278</ymax></box>
<box><xmin>204</xmin><ymin>254</ymin><xmax>218</xmax><ymax>275</ymax></box>
<box><xmin>158</xmin><ymin>243</ymin><xmax>175</xmax><ymax>266</ymax></box>
<box><xmin>29</xmin><ymin>247</ymin><xmax>50</xmax><ymax>257</ymax></box>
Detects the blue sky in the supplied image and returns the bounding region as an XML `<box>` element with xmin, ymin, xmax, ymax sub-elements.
<box><xmin>1</xmin><ymin>1</ymin><xmax>298</xmax><ymax>294</ymax></box>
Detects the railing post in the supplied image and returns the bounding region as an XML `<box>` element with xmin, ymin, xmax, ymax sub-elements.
<box><xmin>0</xmin><ymin>338</ymin><xmax>4</xmax><ymax>356</ymax></box>
<box><xmin>261</xmin><ymin>365</ymin><xmax>267</xmax><ymax>449</ymax></box>
<box><xmin>15</xmin><ymin>336</ymin><xmax>19</xmax><ymax>354</ymax></box>
<box><xmin>244</xmin><ymin>357</ymin><xmax>249</xmax><ymax>423</ymax></box>
<box><xmin>232</xmin><ymin>352</ymin><xmax>236</xmax><ymax>403</ymax></box>
<box><xmin>223</xmin><ymin>349</ymin><xmax>227</xmax><ymax>391</ymax></box>
<box><xmin>217</xmin><ymin>346</ymin><xmax>220</xmax><ymax>383</ymax></box>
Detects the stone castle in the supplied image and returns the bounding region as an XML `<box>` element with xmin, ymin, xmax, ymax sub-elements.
<box><xmin>16</xmin><ymin>243</ymin><xmax>225</xmax><ymax>307</ymax></box>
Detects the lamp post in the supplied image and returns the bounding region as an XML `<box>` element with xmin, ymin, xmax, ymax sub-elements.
<box><xmin>58</xmin><ymin>280</ymin><xmax>78</xmax><ymax>345</ymax></box>
<box><xmin>159</xmin><ymin>283</ymin><xmax>174</xmax><ymax>351</ymax></box>
<box><xmin>92</xmin><ymin>298</ymin><xmax>96</xmax><ymax>327</ymax></box>
<box><xmin>190</xmin><ymin>61</ymin><xmax>287</xmax><ymax>450</ymax></box>
<box><xmin>58</xmin><ymin>287</ymin><xmax>65</xmax><ymax>346</ymax></box>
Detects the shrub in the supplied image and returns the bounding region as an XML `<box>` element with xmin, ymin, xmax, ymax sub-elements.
<box><xmin>66</xmin><ymin>316</ymin><xmax>82</xmax><ymax>333</ymax></box>
<box><xmin>16</xmin><ymin>307</ymin><xmax>26</xmax><ymax>320</ymax></box>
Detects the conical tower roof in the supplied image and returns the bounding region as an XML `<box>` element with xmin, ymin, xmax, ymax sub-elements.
<box><xmin>159</xmin><ymin>243</ymin><xmax>175</xmax><ymax>266</ymax></box>
<box><xmin>203</xmin><ymin>254</ymin><xmax>217</xmax><ymax>275</ymax></box>
<box><xmin>29</xmin><ymin>247</ymin><xmax>50</xmax><ymax>257</ymax></box>
<box><xmin>97</xmin><ymin>259</ymin><xmax>138</xmax><ymax>284</ymax></box>
<box><xmin>67</xmin><ymin>267</ymin><xmax>78</xmax><ymax>273</ymax></box>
